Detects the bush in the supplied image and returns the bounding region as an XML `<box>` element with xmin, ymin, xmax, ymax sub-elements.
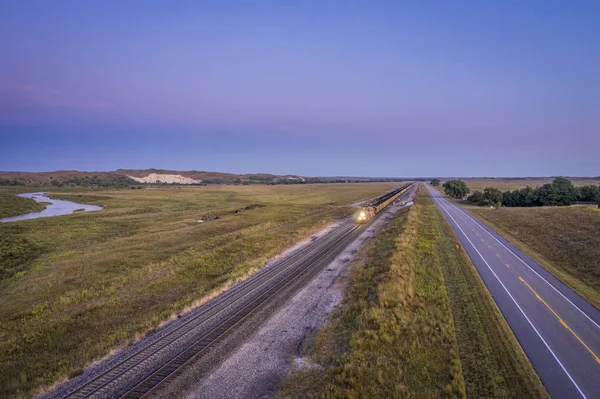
<box><xmin>502</xmin><ymin>177</ymin><xmax>579</xmax><ymax>207</ymax></box>
<box><xmin>443</xmin><ymin>180</ymin><xmax>470</xmax><ymax>199</ymax></box>
<box><xmin>578</xmin><ymin>185</ymin><xmax>600</xmax><ymax>202</ymax></box>
<box><xmin>467</xmin><ymin>191</ymin><xmax>484</xmax><ymax>204</ymax></box>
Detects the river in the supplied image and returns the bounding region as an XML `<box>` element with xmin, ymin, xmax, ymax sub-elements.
<box><xmin>1</xmin><ymin>192</ymin><xmax>103</xmax><ymax>222</ymax></box>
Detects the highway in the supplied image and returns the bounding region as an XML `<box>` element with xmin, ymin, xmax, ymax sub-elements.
<box><xmin>426</xmin><ymin>184</ymin><xmax>600</xmax><ymax>399</ymax></box>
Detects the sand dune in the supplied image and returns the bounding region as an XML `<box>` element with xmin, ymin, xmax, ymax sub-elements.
<box><xmin>127</xmin><ymin>173</ymin><xmax>201</xmax><ymax>184</ymax></box>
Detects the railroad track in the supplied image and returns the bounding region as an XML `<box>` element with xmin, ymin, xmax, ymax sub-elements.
<box><xmin>58</xmin><ymin>186</ymin><xmax>415</xmax><ymax>399</ymax></box>
<box><xmin>60</xmin><ymin>223</ymin><xmax>362</xmax><ymax>399</ymax></box>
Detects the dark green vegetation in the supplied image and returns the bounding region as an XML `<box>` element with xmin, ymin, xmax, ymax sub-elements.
<box><xmin>0</xmin><ymin>183</ymin><xmax>398</xmax><ymax>398</ymax></box>
<box><xmin>578</xmin><ymin>184</ymin><xmax>600</xmax><ymax>202</ymax></box>
<box><xmin>430</xmin><ymin>178</ymin><xmax>440</xmax><ymax>186</ymax></box>
<box><xmin>0</xmin><ymin>191</ymin><xmax>46</xmax><ymax>219</ymax></box>
<box><xmin>466</xmin><ymin>187</ymin><xmax>504</xmax><ymax>207</ymax></box>
<box><xmin>443</xmin><ymin>179</ymin><xmax>470</xmax><ymax>199</ymax></box>
<box><xmin>0</xmin><ymin>171</ymin><xmax>139</xmax><ymax>187</ymax></box>
<box><xmin>502</xmin><ymin>177</ymin><xmax>579</xmax><ymax>207</ymax></box>
<box><xmin>464</xmin><ymin>178</ymin><xmax>599</xmax><ymax>207</ymax></box>
<box><xmin>279</xmin><ymin>186</ymin><xmax>547</xmax><ymax>398</ymax></box>
<box><xmin>471</xmin><ymin>205</ymin><xmax>600</xmax><ymax>309</ymax></box>
<box><xmin>459</xmin><ymin>177</ymin><xmax>600</xmax><ymax>193</ymax></box>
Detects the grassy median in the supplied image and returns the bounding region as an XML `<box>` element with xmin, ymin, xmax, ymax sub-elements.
<box><xmin>0</xmin><ymin>183</ymin><xmax>398</xmax><ymax>398</ymax></box>
<box><xmin>279</xmin><ymin>185</ymin><xmax>548</xmax><ymax>398</ymax></box>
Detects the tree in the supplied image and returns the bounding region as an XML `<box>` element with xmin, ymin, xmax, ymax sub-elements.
<box><xmin>537</xmin><ymin>177</ymin><xmax>577</xmax><ymax>206</ymax></box>
<box><xmin>483</xmin><ymin>187</ymin><xmax>503</xmax><ymax>207</ymax></box>
<box><xmin>443</xmin><ymin>180</ymin><xmax>470</xmax><ymax>199</ymax></box>
<box><xmin>430</xmin><ymin>179</ymin><xmax>441</xmax><ymax>186</ymax></box>
<box><xmin>467</xmin><ymin>191</ymin><xmax>484</xmax><ymax>204</ymax></box>
<box><xmin>578</xmin><ymin>185</ymin><xmax>600</xmax><ymax>201</ymax></box>
<box><xmin>502</xmin><ymin>178</ymin><xmax>578</xmax><ymax>207</ymax></box>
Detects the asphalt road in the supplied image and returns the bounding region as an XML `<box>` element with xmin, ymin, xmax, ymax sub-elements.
<box><xmin>426</xmin><ymin>184</ymin><xmax>600</xmax><ymax>399</ymax></box>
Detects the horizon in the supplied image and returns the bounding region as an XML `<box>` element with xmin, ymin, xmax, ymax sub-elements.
<box><xmin>2</xmin><ymin>1</ymin><xmax>599</xmax><ymax>176</ymax></box>
<box><xmin>1</xmin><ymin>167</ymin><xmax>598</xmax><ymax>180</ymax></box>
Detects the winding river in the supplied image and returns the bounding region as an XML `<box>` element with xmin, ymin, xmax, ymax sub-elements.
<box><xmin>1</xmin><ymin>192</ymin><xmax>103</xmax><ymax>222</ymax></box>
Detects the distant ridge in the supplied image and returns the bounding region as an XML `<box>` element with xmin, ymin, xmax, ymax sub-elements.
<box><xmin>0</xmin><ymin>169</ymin><xmax>324</xmax><ymax>187</ymax></box>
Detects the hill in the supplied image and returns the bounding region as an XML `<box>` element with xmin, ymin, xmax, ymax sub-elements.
<box><xmin>0</xmin><ymin>169</ymin><xmax>319</xmax><ymax>187</ymax></box>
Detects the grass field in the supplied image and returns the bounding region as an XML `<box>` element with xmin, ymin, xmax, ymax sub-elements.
<box><xmin>457</xmin><ymin>178</ymin><xmax>599</xmax><ymax>192</ymax></box>
<box><xmin>0</xmin><ymin>190</ymin><xmax>47</xmax><ymax>219</ymax></box>
<box><xmin>0</xmin><ymin>183</ymin><xmax>398</xmax><ymax>398</ymax></box>
<box><xmin>279</xmin><ymin>185</ymin><xmax>546</xmax><ymax>398</ymax></box>
<box><xmin>470</xmin><ymin>206</ymin><xmax>600</xmax><ymax>309</ymax></box>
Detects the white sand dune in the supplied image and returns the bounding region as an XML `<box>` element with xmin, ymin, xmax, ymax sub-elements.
<box><xmin>128</xmin><ymin>173</ymin><xmax>201</xmax><ymax>184</ymax></box>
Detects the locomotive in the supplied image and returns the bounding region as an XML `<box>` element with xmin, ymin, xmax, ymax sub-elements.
<box><xmin>356</xmin><ymin>183</ymin><xmax>414</xmax><ymax>223</ymax></box>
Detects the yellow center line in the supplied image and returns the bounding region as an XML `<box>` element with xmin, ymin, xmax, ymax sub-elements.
<box><xmin>519</xmin><ymin>276</ymin><xmax>600</xmax><ymax>365</ymax></box>
<box><xmin>496</xmin><ymin>253</ymin><xmax>500</xmax><ymax>257</ymax></box>
<box><xmin>506</xmin><ymin>264</ymin><xmax>511</xmax><ymax>269</ymax></box>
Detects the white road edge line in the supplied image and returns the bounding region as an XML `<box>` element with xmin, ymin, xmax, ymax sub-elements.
<box><xmin>429</xmin><ymin>187</ymin><xmax>587</xmax><ymax>399</ymax></box>
<box><xmin>436</xmin><ymin>193</ymin><xmax>600</xmax><ymax>331</ymax></box>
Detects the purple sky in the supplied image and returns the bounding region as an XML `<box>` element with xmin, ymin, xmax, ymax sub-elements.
<box><xmin>1</xmin><ymin>1</ymin><xmax>598</xmax><ymax>176</ymax></box>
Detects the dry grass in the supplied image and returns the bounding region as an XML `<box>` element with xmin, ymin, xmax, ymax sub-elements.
<box><xmin>279</xmin><ymin>185</ymin><xmax>548</xmax><ymax>398</ymax></box>
<box><xmin>279</xmin><ymin>186</ymin><xmax>466</xmax><ymax>398</ymax></box>
<box><xmin>0</xmin><ymin>183</ymin><xmax>398</xmax><ymax>398</ymax></box>
<box><xmin>470</xmin><ymin>205</ymin><xmax>600</xmax><ymax>309</ymax></box>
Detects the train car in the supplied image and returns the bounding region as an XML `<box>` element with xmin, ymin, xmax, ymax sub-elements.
<box><xmin>356</xmin><ymin>183</ymin><xmax>414</xmax><ymax>223</ymax></box>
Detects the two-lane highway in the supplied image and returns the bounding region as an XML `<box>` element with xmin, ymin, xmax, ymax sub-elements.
<box><xmin>426</xmin><ymin>184</ymin><xmax>600</xmax><ymax>398</ymax></box>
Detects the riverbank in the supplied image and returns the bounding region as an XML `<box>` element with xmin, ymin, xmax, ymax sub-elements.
<box><xmin>1</xmin><ymin>193</ymin><xmax>103</xmax><ymax>223</ymax></box>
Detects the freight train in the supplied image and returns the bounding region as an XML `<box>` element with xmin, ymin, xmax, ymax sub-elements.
<box><xmin>357</xmin><ymin>183</ymin><xmax>414</xmax><ymax>223</ymax></box>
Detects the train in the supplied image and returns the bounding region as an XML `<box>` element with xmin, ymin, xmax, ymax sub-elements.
<box><xmin>356</xmin><ymin>183</ymin><xmax>414</xmax><ymax>223</ymax></box>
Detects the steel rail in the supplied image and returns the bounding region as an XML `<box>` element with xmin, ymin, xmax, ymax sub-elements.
<box><xmin>62</xmin><ymin>224</ymin><xmax>358</xmax><ymax>399</ymax></box>
<box><xmin>61</xmin><ymin>186</ymin><xmax>415</xmax><ymax>399</ymax></box>
<box><xmin>120</xmin><ymin>225</ymin><xmax>362</xmax><ymax>398</ymax></box>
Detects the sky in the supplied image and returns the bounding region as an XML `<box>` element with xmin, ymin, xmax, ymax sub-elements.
<box><xmin>1</xmin><ymin>1</ymin><xmax>598</xmax><ymax>177</ymax></box>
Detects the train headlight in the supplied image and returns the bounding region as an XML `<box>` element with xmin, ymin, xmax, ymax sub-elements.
<box><xmin>359</xmin><ymin>211</ymin><xmax>366</xmax><ymax>220</ymax></box>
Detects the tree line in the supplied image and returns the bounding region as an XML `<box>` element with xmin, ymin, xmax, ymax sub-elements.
<box><xmin>501</xmin><ymin>178</ymin><xmax>599</xmax><ymax>207</ymax></box>
<box><xmin>452</xmin><ymin>177</ymin><xmax>599</xmax><ymax>207</ymax></box>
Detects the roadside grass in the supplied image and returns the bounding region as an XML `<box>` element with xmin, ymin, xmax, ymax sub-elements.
<box><xmin>470</xmin><ymin>206</ymin><xmax>600</xmax><ymax>310</ymax></box>
<box><xmin>0</xmin><ymin>183</ymin><xmax>397</xmax><ymax>398</ymax></box>
<box><xmin>0</xmin><ymin>191</ymin><xmax>46</xmax><ymax>219</ymax></box>
<box><xmin>279</xmin><ymin>185</ymin><xmax>547</xmax><ymax>398</ymax></box>
<box><xmin>432</xmin><ymin>196</ymin><xmax>548</xmax><ymax>398</ymax></box>
<box><xmin>279</xmin><ymin>185</ymin><xmax>466</xmax><ymax>398</ymax></box>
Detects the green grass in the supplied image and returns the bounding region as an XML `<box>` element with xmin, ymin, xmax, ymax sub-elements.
<box><xmin>0</xmin><ymin>191</ymin><xmax>46</xmax><ymax>219</ymax></box>
<box><xmin>470</xmin><ymin>206</ymin><xmax>600</xmax><ymax>310</ymax></box>
<box><xmin>279</xmin><ymin>185</ymin><xmax>547</xmax><ymax>398</ymax></box>
<box><xmin>432</xmin><ymin>196</ymin><xmax>548</xmax><ymax>398</ymax></box>
<box><xmin>0</xmin><ymin>183</ymin><xmax>398</xmax><ymax>398</ymax></box>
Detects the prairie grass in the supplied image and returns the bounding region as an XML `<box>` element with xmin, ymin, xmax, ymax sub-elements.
<box><xmin>280</xmin><ymin>185</ymin><xmax>466</xmax><ymax>398</ymax></box>
<box><xmin>279</xmin><ymin>185</ymin><xmax>547</xmax><ymax>398</ymax></box>
<box><xmin>0</xmin><ymin>183</ymin><xmax>397</xmax><ymax>398</ymax></box>
<box><xmin>470</xmin><ymin>206</ymin><xmax>600</xmax><ymax>309</ymax></box>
